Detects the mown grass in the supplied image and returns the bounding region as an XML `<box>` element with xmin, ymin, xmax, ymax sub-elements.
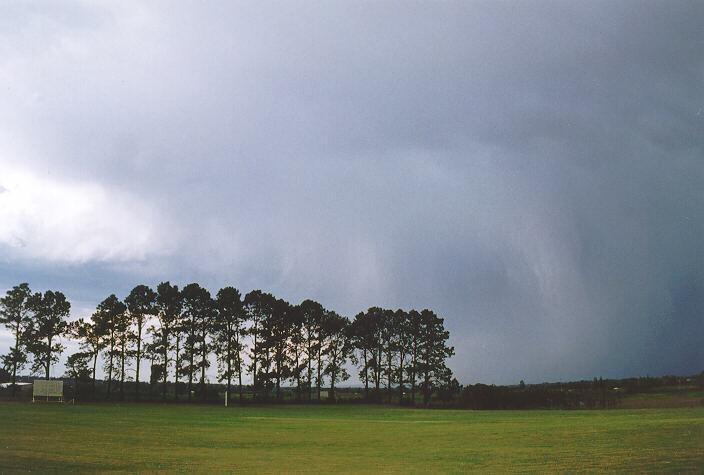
<box><xmin>1</xmin><ymin>402</ymin><xmax>703</xmax><ymax>472</ymax></box>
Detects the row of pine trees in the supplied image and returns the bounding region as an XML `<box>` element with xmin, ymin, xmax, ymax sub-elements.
<box><xmin>0</xmin><ymin>282</ymin><xmax>455</xmax><ymax>405</ymax></box>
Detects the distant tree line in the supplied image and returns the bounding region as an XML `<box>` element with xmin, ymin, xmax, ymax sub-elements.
<box><xmin>0</xmin><ymin>282</ymin><xmax>455</xmax><ymax>406</ymax></box>
<box><xmin>460</xmin><ymin>379</ymin><xmax>621</xmax><ymax>410</ymax></box>
<box><xmin>458</xmin><ymin>374</ymin><xmax>704</xmax><ymax>410</ymax></box>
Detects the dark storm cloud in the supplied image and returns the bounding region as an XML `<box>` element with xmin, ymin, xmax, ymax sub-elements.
<box><xmin>1</xmin><ymin>1</ymin><xmax>702</xmax><ymax>383</ymax></box>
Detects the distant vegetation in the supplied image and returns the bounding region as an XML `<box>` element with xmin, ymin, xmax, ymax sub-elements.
<box><xmin>0</xmin><ymin>282</ymin><xmax>455</xmax><ymax>405</ymax></box>
<box><xmin>460</xmin><ymin>374</ymin><xmax>704</xmax><ymax>410</ymax></box>
<box><xmin>3</xmin><ymin>282</ymin><xmax>702</xmax><ymax>410</ymax></box>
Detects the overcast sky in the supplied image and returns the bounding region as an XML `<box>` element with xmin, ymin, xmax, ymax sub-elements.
<box><xmin>1</xmin><ymin>1</ymin><xmax>702</xmax><ymax>385</ymax></box>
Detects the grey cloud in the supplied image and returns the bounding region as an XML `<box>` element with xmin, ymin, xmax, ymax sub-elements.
<box><xmin>0</xmin><ymin>1</ymin><xmax>703</xmax><ymax>383</ymax></box>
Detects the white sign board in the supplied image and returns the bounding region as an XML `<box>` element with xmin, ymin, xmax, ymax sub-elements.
<box><xmin>33</xmin><ymin>380</ymin><xmax>63</xmax><ymax>398</ymax></box>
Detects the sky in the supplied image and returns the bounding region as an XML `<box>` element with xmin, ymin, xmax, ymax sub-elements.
<box><xmin>1</xmin><ymin>1</ymin><xmax>703</xmax><ymax>385</ymax></box>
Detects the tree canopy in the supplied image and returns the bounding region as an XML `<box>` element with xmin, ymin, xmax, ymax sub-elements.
<box><xmin>1</xmin><ymin>282</ymin><xmax>455</xmax><ymax>406</ymax></box>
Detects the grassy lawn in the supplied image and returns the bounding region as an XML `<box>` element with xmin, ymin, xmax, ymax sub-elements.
<box><xmin>1</xmin><ymin>402</ymin><xmax>703</xmax><ymax>472</ymax></box>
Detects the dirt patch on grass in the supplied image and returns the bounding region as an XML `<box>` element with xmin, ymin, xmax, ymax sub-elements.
<box><xmin>618</xmin><ymin>397</ymin><xmax>704</xmax><ymax>409</ymax></box>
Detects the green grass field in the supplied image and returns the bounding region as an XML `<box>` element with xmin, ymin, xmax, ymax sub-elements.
<box><xmin>1</xmin><ymin>402</ymin><xmax>703</xmax><ymax>472</ymax></box>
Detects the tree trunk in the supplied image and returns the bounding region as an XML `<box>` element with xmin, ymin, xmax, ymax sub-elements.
<box><xmin>398</xmin><ymin>358</ymin><xmax>404</xmax><ymax>405</ymax></box>
<box><xmin>237</xmin><ymin>357</ymin><xmax>242</xmax><ymax>404</ymax></box>
<box><xmin>386</xmin><ymin>350</ymin><xmax>392</xmax><ymax>404</ymax></box>
<box><xmin>149</xmin><ymin>354</ymin><xmax>154</xmax><ymax>395</ymax></box>
<box><xmin>135</xmin><ymin>321</ymin><xmax>142</xmax><ymax>400</ymax></box>
<box><xmin>226</xmin><ymin>327</ymin><xmax>231</xmax><ymax>404</ymax></box>
<box><xmin>188</xmin><ymin>351</ymin><xmax>193</xmax><ymax>402</ymax></box>
<box><xmin>236</xmin><ymin>336</ymin><xmax>243</xmax><ymax>404</ymax></box>
<box><xmin>307</xmin><ymin>336</ymin><xmax>312</xmax><ymax>402</ymax></box>
<box><xmin>252</xmin><ymin>323</ymin><xmax>258</xmax><ymax>400</ymax></box>
<box><xmin>45</xmin><ymin>336</ymin><xmax>52</xmax><ymax>379</ymax></box>
<box><xmin>329</xmin><ymin>352</ymin><xmax>337</xmax><ymax>403</ymax></box>
<box><xmin>410</xmin><ymin>348</ymin><xmax>417</xmax><ymax>405</ymax></box>
<box><xmin>174</xmin><ymin>334</ymin><xmax>180</xmax><ymax>399</ymax></box>
<box><xmin>295</xmin><ymin>350</ymin><xmax>301</xmax><ymax>402</ymax></box>
<box><xmin>362</xmin><ymin>348</ymin><xmax>368</xmax><ymax>400</ymax></box>
<box><xmin>120</xmin><ymin>342</ymin><xmax>125</xmax><ymax>401</ymax></box>
<box><xmin>200</xmin><ymin>330</ymin><xmax>207</xmax><ymax>401</ymax></box>
<box><xmin>11</xmin><ymin>327</ymin><xmax>19</xmax><ymax>397</ymax></box>
<box><xmin>162</xmin><ymin>332</ymin><xmax>168</xmax><ymax>402</ymax></box>
<box><xmin>317</xmin><ymin>347</ymin><xmax>322</xmax><ymax>401</ymax></box>
<box><xmin>330</xmin><ymin>368</ymin><xmax>336</xmax><ymax>403</ymax></box>
<box><xmin>275</xmin><ymin>349</ymin><xmax>281</xmax><ymax>401</ymax></box>
<box><xmin>375</xmin><ymin>345</ymin><xmax>382</xmax><ymax>395</ymax></box>
<box><xmin>11</xmin><ymin>357</ymin><xmax>17</xmax><ymax>397</ymax></box>
<box><xmin>92</xmin><ymin>351</ymin><xmax>98</xmax><ymax>399</ymax></box>
<box><xmin>108</xmin><ymin>335</ymin><xmax>114</xmax><ymax>399</ymax></box>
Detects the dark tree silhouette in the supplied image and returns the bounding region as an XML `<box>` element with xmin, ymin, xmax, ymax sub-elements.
<box><xmin>364</xmin><ymin>306</ymin><xmax>387</xmax><ymax>398</ymax></box>
<box><xmin>0</xmin><ymin>283</ymin><xmax>33</xmax><ymax>396</ymax></box>
<box><xmin>182</xmin><ymin>283</ymin><xmax>214</xmax><ymax>401</ymax></box>
<box><xmin>392</xmin><ymin>309</ymin><xmax>411</xmax><ymax>405</ymax></box>
<box><xmin>253</xmin><ymin>292</ymin><xmax>277</xmax><ymax>400</ymax></box>
<box><xmin>125</xmin><ymin>284</ymin><xmax>157</xmax><ymax>400</ymax></box>
<box><xmin>27</xmin><ymin>290</ymin><xmax>71</xmax><ymax>380</ymax></box>
<box><xmin>380</xmin><ymin>308</ymin><xmax>397</xmax><ymax>403</ymax></box>
<box><xmin>95</xmin><ymin>294</ymin><xmax>126</xmax><ymax>399</ymax></box>
<box><xmin>70</xmin><ymin>315</ymin><xmax>108</xmax><ymax>399</ymax></box>
<box><xmin>244</xmin><ymin>290</ymin><xmax>273</xmax><ymax>400</ymax></box>
<box><xmin>155</xmin><ymin>282</ymin><xmax>182</xmax><ymax>401</ymax></box>
<box><xmin>65</xmin><ymin>351</ymin><xmax>91</xmax><ymax>399</ymax></box>
<box><xmin>321</xmin><ymin>311</ymin><xmax>351</xmax><ymax>402</ymax></box>
<box><xmin>267</xmin><ymin>298</ymin><xmax>294</xmax><ymax>401</ymax></box>
<box><xmin>417</xmin><ymin>309</ymin><xmax>455</xmax><ymax>406</ymax></box>
<box><xmin>287</xmin><ymin>304</ymin><xmax>306</xmax><ymax>401</ymax></box>
<box><xmin>350</xmin><ymin>310</ymin><xmax>375</xmax><ymax>399</ymax></box>
<box><xmin>115</xmin><ymin>300</ymin><xmax>133</xmax><ymax>401</ymax></box>
<box><xmin>300</xmin><ymin>299</ymin><xmax>324</xmax><ymax>401</ymax></box>
<box><xmin>405</xmin><ymin>309</ymin><xmax>423</xmax><ymax>405</ymax></box>
<box><xmin>214</xmin><ymin>286</ymin><xmax>245</xmax><ymax>403</ymax></box>
<box><xmin>3</xmin><ymin>280</ymin><xmax>457</xmax><ymax>407</ymax></box>
<box><xmin>172</xmin><ymin>302</ymin><xmax>185</xmax><ymax>399</ymax></box>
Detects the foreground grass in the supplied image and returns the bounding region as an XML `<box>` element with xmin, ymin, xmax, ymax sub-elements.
<box><xmin>1</xmin><ymin>402</ymin><xmax>703</xmax><ymax>472</ymax></box>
